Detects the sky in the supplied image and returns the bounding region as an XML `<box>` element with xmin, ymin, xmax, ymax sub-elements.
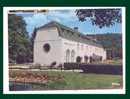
<box><xmin>16</xmin><ymin>10</ymin><xmax>122</xmax><ymax>35</ymax></box>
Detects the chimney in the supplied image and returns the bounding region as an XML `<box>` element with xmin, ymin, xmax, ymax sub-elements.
<box><xmin>74</xmin><ymin>27</ymin><xmax>78</xmax><ymax>31</ymax></box>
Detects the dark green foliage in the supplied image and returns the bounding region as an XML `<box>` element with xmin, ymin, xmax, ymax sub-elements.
<box><xmin>8</xmin><ymin>14</ymin><xmax>32</xmax><ymax>63</ymax></box>
<box><xmin>30</xmin><ymin>27</ymin><xmax>37</xmax><ymax>48</ymax></box>
<box><xmin>86</xmin><ymin>33</ymin><xmax>122</xmax><ymax>59</ymax></box>
<box><xmin>64</xmin><ymin>63</ymin><xmax>122</xmax><ymax>75</ymax></box>
<box><xmin>64</xmin><ymin>63</ymin><xmax>81</xmax><ymax>70</ymax></box>
<box><xmin>30</xmin><ymin>27</ymin><xmax>37</xmax><ymax>62</ymax></box>
<box><xmin>81</xmin><ymin>64</ymin><xmax>122</xmax><ymax>75</ymax></box>
<box><xmin>76</xmin><ymin>9</ymin><xmax>121</xmax><ymax>28</ymax></box>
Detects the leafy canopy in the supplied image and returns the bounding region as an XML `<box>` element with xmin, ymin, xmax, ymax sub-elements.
<box><xmin>8</xmin><ymin>14</ymin><xmax>32</xmax><ymax>63</ymax></box>
<box><xmin>76</xmin><ymin>9</ymin><xmax>121</xmax><ymax>28</ymax></box>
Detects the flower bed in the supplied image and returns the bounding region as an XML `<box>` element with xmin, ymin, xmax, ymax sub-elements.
<box><xmin>9</xmin><ymin>70</ymin><xmax>66</xmax><ymax>85</ymax></box>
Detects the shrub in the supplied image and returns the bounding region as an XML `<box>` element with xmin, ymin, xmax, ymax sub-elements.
<box><xmin>58</xmin><ymin>64</ymin><xmax>63</xmax><ymax>70</ymax></box>
<box><xmin>81</xmin><ymin>64</ymin><xmax>122</xmax><ymax>75</ymax></box>
<box><xmin>64</xmin><ymin>63</ymin><xmax>80</xmax><ymax>70</ymax></box>
<box><xmin>50</xmin><ymin>61</ymin><xmax>57</xmax><ymax>69</ymax></box>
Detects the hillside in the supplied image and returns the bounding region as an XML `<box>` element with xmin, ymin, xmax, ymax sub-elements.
<box><xmin>86</xmin><ymin>33</ymin><xmax>122</xmax><ymax>59</ymax></box>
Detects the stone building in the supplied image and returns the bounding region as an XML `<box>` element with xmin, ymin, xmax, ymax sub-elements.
<box><xmin>34</xmin><ymin>21</ymin><xmax>106</xmax><ymax>66</ymax></box>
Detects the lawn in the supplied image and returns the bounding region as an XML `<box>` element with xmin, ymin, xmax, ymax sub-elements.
<box><xmin>9</xmin><ymin>70</ymin><xmax>122</xmax><ymax>90</ymax></box>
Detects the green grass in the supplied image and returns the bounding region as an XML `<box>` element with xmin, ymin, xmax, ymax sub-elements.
<box><xmin>42</xmin><ymin>71</ymin><xmax>122</xmax><ymax>89</ymax></box>
<box><xmin>9</xmin><ymin>70</ymin><xmax>122</xmax><ymax>90</ymax></box>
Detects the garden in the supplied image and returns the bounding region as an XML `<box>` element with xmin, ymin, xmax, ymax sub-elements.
<box><xmin>9</xmin><ymin>70</ymin><xmax>122</xmax><ymax>90</ymax></box>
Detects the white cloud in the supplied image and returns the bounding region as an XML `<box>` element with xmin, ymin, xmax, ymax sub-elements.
<box><xmin>23</xmin><ymin>13</ymin><xmax>49</xmax><ymax>33</ymax></box>
<box><xmin>17</xmin><ymin>9</ymin><xmax>121</xmax><ymax>35</ymax></box>
<box><xmin>23</xmin><ymin>10</ymin><xmax>78</xmax><ymax>34</ymax></box>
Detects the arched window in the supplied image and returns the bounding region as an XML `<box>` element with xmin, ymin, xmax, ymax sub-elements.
<box><xmin>66</xmin><ymin>49</ymin><xmax>70</xmax><ymax>63</ymax></box>
<box><xmin>76</xmin><ymin>56</ymin><xmax>82</xmax><ymax>63</ymax></box>
<box><xmin>71</xmin><ymin>50</ymin><xmax>75</xmax><ymax>62</ymax></box>
<box><xmin>84</xmin><ymin>56</ymin><xmax>88</xmax><ymax>63</ymax></box>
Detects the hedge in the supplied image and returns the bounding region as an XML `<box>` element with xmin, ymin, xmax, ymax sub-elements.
<box><xmin>64</xmin><ymin>63</ymin><xmax>122</xmax><ymax>75</ymax></box>
<box><xmin>64</xmin><ymin>63</ymin><xmax>80</xmax><ymax>70</ymax></box>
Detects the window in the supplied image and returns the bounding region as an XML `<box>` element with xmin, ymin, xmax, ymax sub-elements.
<box><xmin>76</xmin><ymin>56</ymin><xmax>82</xmax><ymax>63</ymax></box>
<box><xmin>80</xmin><ymin>44</ymin><xmax>82</xmax><ymax>50</ymax></box>
<box><xmin>71</xmin><ymin>50</ymin><xmax>75</xmax><ymax>62</ymax></box>
<box><xmin>86</xmin><ymin>46</ymin><xmax>88</xmax><ymax>49</ymax></box>
<box><xmin>82</xmin><ymin>44</ymin><xmax>84</xmax><ymax>50</ymax></box>
<box><xmin>43</xmin><ymin>43</ymin><xmax>50</xmax><ymax>53</ymax></box>
<box><xmin>66</xmin><ymin>49</ymin><xmax>70</xmax><ymax>62</ymax></box>
<box><xmin>84</xmin><ymin>56</ymin><xmax>88</xmax><ymax>63</ymax></box>
<box><xmin>77</xmin><ymin>43</ymin><xmax>79</xmax><ymax>50</ymax></box>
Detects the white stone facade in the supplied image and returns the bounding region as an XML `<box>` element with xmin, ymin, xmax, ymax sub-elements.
<box><xmin>34</xmin><ymin>22</ymin><xmax>106</xmax><ymax>66</ymax></box>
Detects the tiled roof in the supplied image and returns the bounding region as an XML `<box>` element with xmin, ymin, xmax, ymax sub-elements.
<box><xmin>37</xmin><ymin>21</ymin><xmax>103</xmax><ymax>48</ymax></box>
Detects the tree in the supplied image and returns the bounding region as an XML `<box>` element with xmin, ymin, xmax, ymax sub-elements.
<box><xmin>76</xmin><ymin>9</ymin><xmax>121</xmax><ymax>28</ymax></box>
<box><xmin>30</xmin><ymin>27</ymin><xmax>37</xmax><ymax>47</ymax></box>
<box><xmin>8</xmin><ymin>14</ymin><xmax>32</xmax><ymax>63</ymax></box>
<box><xmin>30</xmin><ymin>27</ymin><xmax>37</xmax><ymax>62</ymax></box>
<box><xmin>86</xmin><ymin>33</ymin><xmax>122</xmax><ymax>59</ymax></box>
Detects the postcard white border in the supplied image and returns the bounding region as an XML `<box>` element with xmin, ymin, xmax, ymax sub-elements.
<box><xmin>3</xmin><ymin>7</ymin><xmax>126</xmax><ymax>94</ymax></box>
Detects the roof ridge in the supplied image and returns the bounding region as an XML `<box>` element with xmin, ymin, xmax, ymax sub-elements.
<box><xmin>37</xmin><ymin>21</ymin><xmax>103</xmax><ymax>48</ymax></box>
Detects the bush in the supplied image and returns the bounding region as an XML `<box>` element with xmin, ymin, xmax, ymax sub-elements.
<box><xmin>50</xmin><ymin>61</ymin><xmax>57</xmax><ymax>69</ymax></box>
<box><xmin>64</xmin><ymin>63</ymin><xmax>122</xmax><ymax>75</ymax></box>
<box><xmin>81</xmin><ymin>64</ymin><xmax>122</xmax><ymax>75</ymax></box>
<box><xmin>64</xmin><ymin>63</ymin><xmax>80</xmax><ymax>70</ymax></box>
<box><xmin>57</xmin><ymin>64</ymin><xmax>63</xmax><ymax>70</ymax></box>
